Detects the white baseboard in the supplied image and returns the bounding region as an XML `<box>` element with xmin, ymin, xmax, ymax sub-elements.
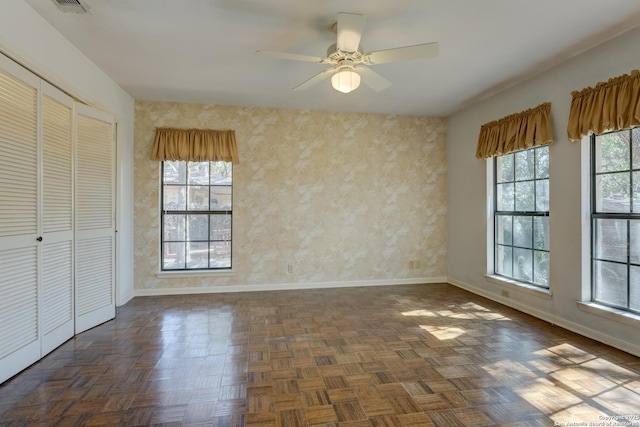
<box><xmin>448</xmin><ymin>278</ymin><xmax>555</xmax><ymax>323</ymax></box>
<box><xmin>448</xmin><ymin>278</ymin><xmax>640</xmax><ymax>357</ymax></box>
<box><xmin>133</xmin><ymin>276</ymin><xmax>448</xmax><ymax>297</ymax></box>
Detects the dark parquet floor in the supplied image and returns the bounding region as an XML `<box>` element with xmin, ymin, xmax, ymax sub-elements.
<box><xmin>0</xmin><ymin>283</ymin><xmax>639</xmax><ymax>426</ymax></box>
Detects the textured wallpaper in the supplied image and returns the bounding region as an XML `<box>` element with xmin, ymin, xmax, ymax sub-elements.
<box><xmin>134</xmin><ymin>101</ymin><xmax>447</xmax><ymax>291</ymax></box>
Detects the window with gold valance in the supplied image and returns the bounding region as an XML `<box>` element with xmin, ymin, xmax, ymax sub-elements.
<box><xmin>479</xmin><ymin>103</ymin><xmax>553</xmax><ymax>289</ymax></box>
<box><xmin>476</xmin><ymin>102</ymin><xmax>553</xmax><ymax>160</ymax></box>
<box><xmin>574</xmin><ymin>70</ymin><xmax>640</xmax><ymax>316</ymax></box>
<box><xmin>151</xmin><ymin>127</ymin><xmax>239</xmax><ymax>163</ymax></box>
<box><xmin>151</xmin><ymin>127</ymin><xmax>237</xmax><ymax>272</ymax></box>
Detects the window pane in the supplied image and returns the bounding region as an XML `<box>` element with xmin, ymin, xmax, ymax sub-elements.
<box><xmin>595</xmin><ymin>172</ymin><xmax>630</xmax><ymax>212</ymax></box>
<box><xmin>497</xmin><ymin>154</ymin><xmax>514</xmax><ymax>183</ymax></box>
<box><xmin>515</xmin><ymin>181</ymin><xmax>534</xmax><ymax>211</ymax></box>
<box><xmin>633</xmin><ymin>171</ymin><xmax>640</xmax><ymax>212</ymax></box>
<box><xmin>533</xmin><ymin>250</ymin><xmax>549</xmax><ymax>287</ymax></box>
<box><xmin>210</xmin><ymin>242</ymin><xmax>231</xmax><ymax>268</ymax></box>
<box><xmin>211</xmin><ymin>214</ymin><xmax>231</xmax><ymax>241</ymax></box>
<box><xmin>515</xmin><ymin>150</ymin><xmax>534</xmax><ymax>181</ymax></box>
<box><xmin>188</xmin><ymin>162</ymin><xmax>209</xmax><ymax>185</ymax></box>
<box><xmin>497</xmin><ymin>183</ymin><xmax>514</xmax><ymax>211</ymax></box>
<box><xmin>596</xmin><ymin>131</ymin><xmax>629</xmax><ymax>173</ymax></box>
<box><xmin>633</xmin><ymin>128</ymin><xmax>640</xmax><ymax>169</ymax></box>
<box><xmin>496</xmin><ymin>216</ymin><xmax>512</xmax><ymax>245</ymax></box>
<box><xmin>163</xmin><ymin>242</ymin><xmax>185</xmax><ymax>269</ymax></box>
<box><xmin>535</xmin><ymin>179</ymin><xmax>549</xmax><ymax>212</ymax></box>
<box><xmin>533</xmin><ymin>216</ymin><xmax>549</xmax><ymax>250</ymax></box>
<box><xmin>535</xmin><ymin>146</ymin><xmax>549</xmax><ymax>179</ymax></box>
<box><xmin>163</xmin><ymin>186</ymin><xmax>186</xmax><ymax>210</ymax></box>
<box><xmin>595</xmin><ymin>218</ymin><xmax>627</xmax><ymax>263</ymax></box>
<box><xmin>210</xmin><ymin>186</ymin><xmax>232</xmax><ymax>210</ymax></box>
<box><xmin>514</xmin><ymin>248</ymin><xmax>533</xmax><ymax>282</ymax></box>
<box><xmin>163</xmin><ymin>161</ymin><xmax>186</xmax><ymax>184</ymax></box>
<box><xmin>630</xmin><ymin>266</ymin><xmax>640</xmax><ymax>312</ymax></box>
<box><xmin>188</xmin><ymin>186</ymin><xmax>209</xmax><ymax>210</ymax></box>
<box><xmin>630</xmin><ymin>220</ymin><xmax>640</xmax><ymax>265</ymax></box>
<box><xmin>163</xmin><ymin>214</ymin><xmax>185</xmax><ymax>241</ymax></box>
<box><xmin>186</xmin><ymin>242</ymin><xmax>208</xmax><ymax>269</ymax></box>
<box><xmin>594</xmin><ymin>260</ymin><xmax>628</xmax><ymax>307</ymax></box>
<box><xmin>513</xmin><ymin>216</ymin><xmax>532</xmax><ymax>248</ymax></box>
<box><xmin>496</xmin><ymin>245</ymin><xmax>512</xmax><ymax>277</ymax></box>
<box><xmin>211</xmin><ymin>162</ymin><xmax>232</xmax><ymax>184</ymax></box>
<box><xmin>187</xmin><ymin>215</ymin><xmax>208</xmax><ymax>241</ymax></box>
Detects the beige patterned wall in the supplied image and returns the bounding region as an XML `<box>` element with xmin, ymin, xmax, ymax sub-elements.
<box><xmin>134</xmin><ymin>101</ymin><xmax>447</xmax><ymax>291</ymax></box>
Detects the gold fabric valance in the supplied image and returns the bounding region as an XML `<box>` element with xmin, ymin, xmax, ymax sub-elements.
<box><xmin>151</xmin><ymin>128</ymin><xmax>239</xmax><ymax>163</ymax></box>
<box><xmin>567</xmin><ymin>70</ymin><xmax>640</xmax><ymax>142</ymax></box>
<box><xmin>476</xmin><ymin>102</ymin><xmax>553</xmax><ymax>159</ymax></box>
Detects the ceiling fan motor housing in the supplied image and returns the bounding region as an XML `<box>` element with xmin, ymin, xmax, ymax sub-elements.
<box><xmin>326</xmin><ymin>43</ymin><xmax>366</xmax><ymax>65</ymax></box>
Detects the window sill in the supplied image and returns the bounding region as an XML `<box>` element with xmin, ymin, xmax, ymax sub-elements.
<box><xmin>576</xmin><ymin>301</ymin><xmax>640</xmax><ymax>327</ymax></box>
<box><xmin>484</xmin><ymin>274</ymin><xmax>553</xmax><ymax>299</ymax></box>
<box><xmin>156</xmin><ymin>269</ymin><xmax>234</xmax><ymax>279</ymax></box>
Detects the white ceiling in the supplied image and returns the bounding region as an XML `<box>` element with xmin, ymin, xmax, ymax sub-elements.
<box><xmin>24</xmin><ymin>0</ymin><xmax>640</xmax><ymax>117</ymax></box>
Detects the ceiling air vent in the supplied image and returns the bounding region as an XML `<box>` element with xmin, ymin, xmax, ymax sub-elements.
<box><xmin>52</xmin><ymin>0</ymin><xmax>91</xmax><ymax>14</ymax></box>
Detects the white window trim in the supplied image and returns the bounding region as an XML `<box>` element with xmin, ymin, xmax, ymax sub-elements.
<box><xmin>577</xmin><ymin>301</ymin><xmax>640</xmax><ymax>328</ymax></box>
<box><xmin>156</xmin><ymin>269</ymin><xmax>234</xmax><ymax>279</ymax></box>
<box><xmin>486</xmin><ymin>159</ymin><xmax>495</xmax><ymax>275</ymax></box>
<box><xmin>484</xmin><ymin>274</ymin><xmax>552</xmax><ymax>298</ymax></box>
<box><xmin>580</xmin><ymin>136</ymin><xmax>592</xmax><ymax>301</ymax></box>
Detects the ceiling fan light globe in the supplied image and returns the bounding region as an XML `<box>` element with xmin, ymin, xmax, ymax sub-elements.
<box><xmin>331</xmin><ymin>70</ymin><xmax>361</xmax><ymax>93</ymax></box>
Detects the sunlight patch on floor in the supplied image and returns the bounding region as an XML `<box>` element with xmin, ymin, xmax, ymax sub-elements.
<box><xmin>418</xmin><ymin>325</ymin><xmax>466</xmax><ymax>340</ymax></box>
<box><xmin>483</xmin><ymin>342</ymin><xmax>640</xmax><ymax>426</ymax></box>
<box><xmin>401</xmin><ymin>309</ymin><xmax>438</xmax><ymax>317</ymax></box>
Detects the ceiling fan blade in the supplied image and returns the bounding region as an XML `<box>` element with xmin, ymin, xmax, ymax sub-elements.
<box><xmin>293</xmin><ymin>69</ymin><xmax>335</xmax><ymax>91</ymax></box>
<box><xmin>366</xmin><ymin>42</ymin><xmax>439</xmax><ymax>64</ymax></box>
<box><xmin>337</xmin><ymin>12</ymin><xmax>366</xmax><ymax>52</ymax></box>
<box><xmin>255</xmin><ymin>50</ymin><xmax>324</xmax><ymax>63</ymax></box>
<box><xmin>357</xmin><ymin>66</ymin><xmax>392</xmax><ymax>92</ymax></box>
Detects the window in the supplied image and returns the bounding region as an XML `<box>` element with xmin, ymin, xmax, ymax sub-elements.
<box><xmin>494</xmin><ymin>146</ymin><xmax>549</xmax><ymax>287</ymax></box>
<box><xmin>591</xmin><ymin>127</ymin><xmax>640</xmax><ymax>314</ymax></box>
<box><xmin>161</xmin><ymin>161</ymin><xmax>232</xmax><ymax>270</ymax></box>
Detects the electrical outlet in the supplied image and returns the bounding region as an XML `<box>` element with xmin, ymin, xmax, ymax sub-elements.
<box><xmin>414</xmin><ymin>260</ymin><xmax>421</xmax><ymax>269</ymax></box>
<box><xmin>501</xmin><ymin>289</ymin><xmax>510</xmax><ymax>298</ymax></box>
<box><xmin>408</xmin><ymin>261</ymin><xmax>415</xmax><ymax>269</ymax></box>
<box><xmin>287</xmin><ymin>264</ymin><xmax>293</xmax><ymax>274</ymax></box>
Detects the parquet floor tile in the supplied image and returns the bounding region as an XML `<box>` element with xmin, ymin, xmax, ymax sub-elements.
<box><xmin>1</xmin><ymin>283</ymin><xmax>639</xmax><ymax>426</ymax></box>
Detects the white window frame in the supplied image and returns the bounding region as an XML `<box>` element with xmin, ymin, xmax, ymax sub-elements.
<box><xmin>158</xmin><ymin>160</ymin><xmax>233</xmax><ymax>274</ymax></box>
<box><xmin>486</xmin><ymin>147</ymin><xmax>552</xmax><ymax>297</ymax></box>
<box><xmin>579</xmin><ymin>128</ymin><xmax>640</xmax><ymax>320</ymax></box>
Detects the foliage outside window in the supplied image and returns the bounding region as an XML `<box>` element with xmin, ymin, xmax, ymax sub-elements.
<box><xmin>161</xmin><ymin>161</ymin><xmax>232</xmax><ymax>270</ymax></box>
<box><xmin>591</xmin><ymin>127</ymin><xmax>640</xmax><ymax>314</ymax></box>
<box><xmin>494</xmin><ymin>146</ymin><xmax>549</xmax><ymax>287</ymax></box>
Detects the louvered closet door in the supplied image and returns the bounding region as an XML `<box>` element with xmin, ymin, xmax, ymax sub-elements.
<box><xmin>41</xmin><ymin>82</ymin><xmax>74</xmax><ymax>355</ymax></box>
<box><xmin>0</xmin><ymin>55</ymin><xmax>41</xmax><ymax>384</ymax></box>
<box><xmin>74</xmin><ymin>104</ymin><xmax>115</xmax><ymax>333</ymax></box>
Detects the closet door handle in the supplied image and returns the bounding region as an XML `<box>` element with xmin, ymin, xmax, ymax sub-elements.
<box><xmin>36</xmin><ymin>236</ymin><xmax>43</xmax><ymax>242</ymax></box>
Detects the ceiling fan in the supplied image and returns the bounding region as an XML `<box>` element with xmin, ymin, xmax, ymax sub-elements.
<box><xmin>256</xmin><ymin>12</ymin><xmax>439</xmax><ymax>94</ymax></box>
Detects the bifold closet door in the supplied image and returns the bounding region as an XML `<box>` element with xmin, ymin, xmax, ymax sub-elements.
<box><xmin>41</xmin><ymin>82</ymin><xmax>74</xmax><ymax>356</ymax></box>
<box><xmin>74</xmin><ymin>104</ymin><xmax>115</xmax><ymax>333</ymax></box>
<box><xmin>0</xmin><ymin>54</ymin><xmax>41</xmax><ymax>384</ymax></box>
